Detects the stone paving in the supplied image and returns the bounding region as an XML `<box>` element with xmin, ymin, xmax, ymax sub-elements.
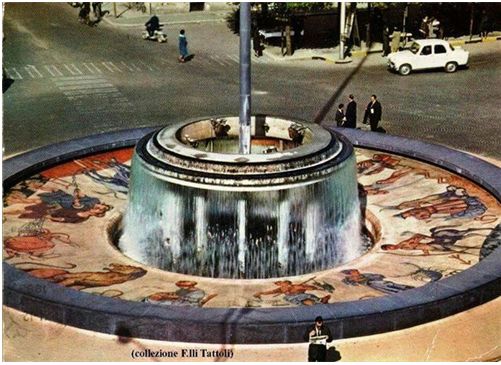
<box><xmin>4</xmin><ymin>296</ymin><xmax>501</xmax><ymax>361</ymax></box>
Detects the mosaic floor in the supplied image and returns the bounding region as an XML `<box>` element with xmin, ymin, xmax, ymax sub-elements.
<box><xmin>3</xmin><ymin>148</ymin><xmax>500</xmax><ymax>308</ymax></box>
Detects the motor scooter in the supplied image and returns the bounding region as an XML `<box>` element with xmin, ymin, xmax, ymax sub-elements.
<box><xmin>142</xmin><ymin>26</ymin><xmax>167</xmax><ymax>43</ymax></box>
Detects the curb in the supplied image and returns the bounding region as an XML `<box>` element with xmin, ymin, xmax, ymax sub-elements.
<box><xmin>355</xmin><ymin>36</ymin><xmax>501</xmax><ymax>57</ymax></box>
<box><xmin>100</xmin><ymin>10</ymin><xmax>229</xmax><ymax>28</ymax></box>
<box><xmin>450</xmin><ymin>35</ymin><xmax>501</xmax><ymax>46</ymax></box>
<box><xmin>264</xmin><ymin>35</ymin><xmax>501</xmax><ymax>62</ymax></box>
<box><xmin>102</xmin><ymin>17</ymin><xmax>227</xmax><ymax>28</ymax></box>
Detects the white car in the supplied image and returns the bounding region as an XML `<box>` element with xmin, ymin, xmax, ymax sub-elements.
<box><xmin>387</xmin><ymin>39</ymin><xmax>469</xmax><ymax>76</ymax></box>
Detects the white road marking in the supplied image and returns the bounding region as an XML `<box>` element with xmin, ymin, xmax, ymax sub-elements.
<box><xmin>210</xmin><ymin>55</ymin><xmax>226</xmax><ymax>66</ymax></box>
<box><xmin>58</xmin><ymin>83</ymin><xmax>114</xmax><ymax>91</ymax></box>
<box><xmin>213</xmin><ymin>55</ymin><xmax>233</xmax><ymax>66</ymax></box>
<box><xmin>228</xmin><ymin>55</ymin><xmax>240</xmax><ymax>63</ymax></box>
<box><xmin>120</xmin><ymin>61</ymin><xmax>136</xmax><ymax>72</ymax></box>
<box><xmin>63</xmin><ymin>88</ymin><xmax>119</xmax><ymax>96</ymax></box>
<box><xmin>53</xmin><ymin>75</ymin><xmax>132</xmax><ymax>113</ymax></box>
<box><xmin>129</xmin><ymin>62</ymin><xmax>142</xmax><ymax>71</ymax></box>
<box><xmin>55</xmin><ymin>78</ymin><xmax>112</xmax><ymax>86</ymax></box>
<box><xmin>82</xmin><ymin>62</ymin><xmax>103</xmax><ymax>74</ymax></box>
<box><xmin>27</xmin><ymin>65</ymin><xmax>44</xmax><ymax>77</ymax></box>
<box><xmin>61</xmin><ymin>88</ymin><xmax>119</xmax><ymax>96</ymax></box>
<box><xmin>44</xmin><ymin>65</ymin><xmax>63</xmax><ymax>77</ymax></box>
<box><xmin>55</xmin><ymin>75</ymin><xmax>104</xmax><ymax>81</ymax></box>
<box><xmin>24</xmin><ymin>66</ymin><xmax>38</xmax><ymax>78</ymax></box>
<box><xmin>63</xmin><ymin>64</ymin><xmax>83</xmax><ymax>75</ymax></box>
<box><xmin>101</xmin><ymin>62</ymin><xmax>114</xmax><ymax>72</ymax></box>
<box><xmin>138</xmin><ymin>61</ymin><xmax>155</xmax><ymax>71</ymax></box>
<box><xmin>5</xmin><ymin>56</ymin><xmax>169</xmax><ymax>82</ymax></box>
<box><xmin>101</xmin><ymin>62</ymin><xmax>122</xmax><ymax>72</ymax></box>
<box><xmin>5</xmin><ymin>68</ymin><xmax>23</xmax><ymax>79</ymax></box>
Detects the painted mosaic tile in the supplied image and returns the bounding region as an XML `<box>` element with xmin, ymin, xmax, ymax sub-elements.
<box><xmin>3</xmin><ymin>148</ymin><xmax>500</xmax><ymax>308</ymax></box>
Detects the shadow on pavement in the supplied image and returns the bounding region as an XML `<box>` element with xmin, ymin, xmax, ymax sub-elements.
<box><xmin>182</xmin><ymin>54</ymin><xmax>196</xmax><ymax>63</ymax></box>
<box><xmin>313</xmin><ymin>54</ymin><xmax>369</xmax><ymax>125</ymax></box>
<box><xmin>3</xmin><ymin>70</ymin><xmax>14</xmax><ymax>93</ymax></box>
<box><xmin>326</xmin><ymin>345</ymin><xmax>342</xmax><ymax>361</ymax></box>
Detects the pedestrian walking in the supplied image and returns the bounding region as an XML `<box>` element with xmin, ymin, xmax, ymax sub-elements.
<box><xmin>335</xmin><ymin>104</ymin><xmax>346</xmax><ymax>127</ymax></box>
<box><xmin>304</xmin><ymin>316</ymin><xmax>333</xmax><ymax>362</ymax></box>
<box><xmin>419</xmin><ymin>16</ymin><xmax>429</xmax><ymax>39</ymax></box>
<box><xmin>92</xmin><ymin>2</ymin><xmax>102</xmax><ymax>19</ymax></box>
<box><xmin>252</xmin><ymin>19</ymin><xmax>263</xmax><ymax>57</ymax></box>
<box><xmin>345</xmin><ymin>94</ymin><xmax>357</xmax><ymax>128</ymax></box>
<box><xmin>363</xmin><ymin>94</ymin><xmax>382</xmax><ymax>132</ymax></box>
<box><xmin>78</xmin><ymin>2</ymin><xmax>91</xmax><ymax>25</ymax></box>
<box><xmin>479</xmin><ymin>11</ymin><xmax>491</xmax><ymax>39</ymax></box>
<box><xmin>178</xmin><ymin>29</ymin><xmax>189</xmax><ymax>63</ymax></box>
<box><xmin>382</xmin><ymin>26</ymin><xmax>391</xmax><ymax>56</ymax></box>
<box><xmin>390</xmin><ymin>27</ymin><xmax>401</xmax><ymax>53</ymax></box>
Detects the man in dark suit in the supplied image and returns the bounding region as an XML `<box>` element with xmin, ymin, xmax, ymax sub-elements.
<box><xmin>305</xmin><ymin>316</ymin><xmax>333</xmax><ymax>362</ymax></box>
<box><xmin>335</xmin><ymin>104</ymin><xmax>345</xmax><ymax>127</ymax></box>
<box><xmin>363</xmin><ymin>94</ymin><xmax>382</xmax><ymax>131</ymax></box>
<box><xmin>345</xmin><ymin>94</ymin><xmax>357</xmax><ymax>128</ymax></box>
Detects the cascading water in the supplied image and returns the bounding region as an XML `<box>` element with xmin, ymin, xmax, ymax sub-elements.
<box><xmin>118</xmin><ymin>117</ymin><xmax>366</xmax><ymax>279</ymax></box>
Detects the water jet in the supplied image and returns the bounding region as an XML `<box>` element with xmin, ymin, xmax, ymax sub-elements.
<box><xmin>119</xmin><ymin>116</ymin><xmax>365</xmax><ymax>278</ymax></box>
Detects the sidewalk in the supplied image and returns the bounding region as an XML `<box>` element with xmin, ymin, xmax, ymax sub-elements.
<box><xmin>262</xmin><ymin>32</ymin><xmax>501</xmax><ymax>62</ymax></box>
<box><xmin>100</xmin><ymin>3</ymin><xmax>230</xmax><ymax>27</ymax></box>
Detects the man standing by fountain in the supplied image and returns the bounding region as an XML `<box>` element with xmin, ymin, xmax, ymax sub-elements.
<box><xmin>345</xmin><ymin>94</ymin><xmax>357</xmax><ymax>128</ymax></box>
<box><xmin>305</xmin><ymin>316</ymin><xmax>333</xmax><ymax>361</ymax></box>
<box><xmin>363</xmin><ymin>94</ymin><xmax>382</xmax><ymax>132</ymax></box>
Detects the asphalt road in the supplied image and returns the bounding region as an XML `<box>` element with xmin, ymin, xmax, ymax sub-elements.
<box><xmin>3</xmin><ymin>3</ymin><xmax>501</xmax><ymax>159</ymax></box>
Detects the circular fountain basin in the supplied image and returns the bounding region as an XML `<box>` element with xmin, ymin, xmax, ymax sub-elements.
<box><xmin>119</xmin><ymin>117</ymin><xmax>365</xmax><ymax>279</ymax></box>
<box><xmin>3</xmin><ymin>123</ymin><xmax>500</xmax><ymax>345</ymax></box>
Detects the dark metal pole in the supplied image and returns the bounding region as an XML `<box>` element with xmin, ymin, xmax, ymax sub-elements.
<box><xmin>239</xmin><ymin>2</ymin><xmax>251</xmax><ymax>154</ymax></box>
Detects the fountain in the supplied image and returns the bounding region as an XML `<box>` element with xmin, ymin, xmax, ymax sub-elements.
<box><xmin>118</xmin><ymin>116</ymin><xmax>364</xmax><ymax>278</ymax></box>
<box><xmin>3</xmin><ymin>3</ymin><xmax>500</xmax><ymax>359</ymax></box>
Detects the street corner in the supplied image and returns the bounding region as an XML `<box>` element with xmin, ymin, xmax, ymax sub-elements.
<box><xmin>483</xmin><ymin>35</ymin><xmax>501</xmax><ymax>42</ymax></box>
<box><xmin>350</xmin><ymin>49</ymin><xmax>369</xmax><ymax>58</ymax></box>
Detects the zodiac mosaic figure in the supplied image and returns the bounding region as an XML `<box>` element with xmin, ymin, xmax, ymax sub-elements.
<box><xmin>341</xmin><ymin>269</ymin><xmax>414</xmax><ymax>294</ymax></box>
<box><xmin>382</xmin><ymin>225</ymin><xmax>493</xmax><ymax>255</ymax></box>
<box><xmin>143</xmin><ymin>280</ymin><xmax>217</xmax><ymax>307</ymax></box>
<box><xmin>253</xmin><ymin>279</ymin><xmax>333</xmax><ymax>306</ymax></box>
<box><xmin>5</xmin><ymin>187</ymin><xmax>111</xmax><ymax>224</ymax></box>
<box><xmin>4</xmin><ymin>219</ymin><xmax>76</xmax><ymax>259</ymax></box>
<box><xmin>4</xmin><ymin>175</ymin><xmax>51</xmax><ymax>206</ymax></box>
<box><xmin>22</xmin><ymin>263</ymin><xmax>147</xmax><ymax>290</ymax></box>
<box><xmin>84</xmin><ymin>157</ymin><xmax>130</xmax><ymax>194</ymax></box>
<box><xmin>396</xmin><ymin>185</ymin><xmax>487</xmax><ymax>220</ymax></box>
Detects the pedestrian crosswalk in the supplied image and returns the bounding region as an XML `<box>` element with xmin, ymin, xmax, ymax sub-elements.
<box><xmin>53</xmin><ymin>75</ymin><xmax>132</xmax><ymax>114</ymax></box>
<box><xmin>3</xmin><ymin>54</ymin><xmax>271</xmax><ymax>80</ymax></box>
<box><xmin>4</xmin><ymin>61</ymin><xmax>156</xmax><ymax>80</ymax></box>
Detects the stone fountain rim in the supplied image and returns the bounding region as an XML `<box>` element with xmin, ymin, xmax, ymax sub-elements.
<box><xmin>3</xmin><ymin>124</ymin><xmax>501</xmax><ymax>344</ymax></box>
<box><xmin>155</xmin><ymin>116</ymin><xmax>335</xmax><ymax>164</ymax></box>
<box><xmin>136</xmin><ymin>129</ymin><xmax>353</xmax><ymax>188</ymax></box>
